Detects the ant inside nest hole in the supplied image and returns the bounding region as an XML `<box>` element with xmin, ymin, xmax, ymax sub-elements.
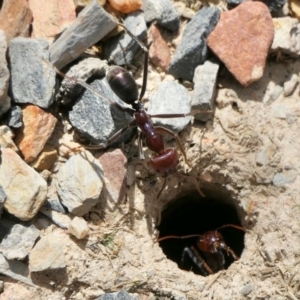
<box><xmin>157</xmin><ymin>188</ymin><xmax>246</xmax><ymax>276</ymax></box>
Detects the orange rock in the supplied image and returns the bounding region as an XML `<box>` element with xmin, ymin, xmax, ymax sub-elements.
<box><xmin>108</xmin><ymin>0</ymin><xmax>142</xmax><ymax>13</ymax></box>
<box><xmin>14</xmin><ymin>105</ymin><xmax>57</xmax><ymax>163</ymax></box>
<box><xmin>0</xmin><ymin>0</ymin><xmax>32</xmax><ymax>42</ymax></box>
<box><xmin>149</xmin><ymin>24</ymin><xmax>171</xmax><ymax>71</ymax></box>
<box><xmin>29</xmin><ymin>0</ymin><xmax>76</xmax><ymax>43</ymax></box>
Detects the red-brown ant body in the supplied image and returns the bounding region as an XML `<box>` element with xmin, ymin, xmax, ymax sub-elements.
<box><xmin>56</xmin><ymin>24</ymin><xmax>209</xmax><ymax>201</ymax></box>
<box><xmin>157</xmin><ymin>224</ymin><xmax>245</xmax><ymax>275</ymax></box>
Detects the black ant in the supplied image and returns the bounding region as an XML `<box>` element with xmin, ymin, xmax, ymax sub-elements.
<box><xmin>54</xmin><ymin>24</ymin><xmax>211</xmax><ymax>219</ymax></box>
<box><xmin>157</xmin><ymin>224</ymin><xmax>245</xmax><ymax>276</ymax></box>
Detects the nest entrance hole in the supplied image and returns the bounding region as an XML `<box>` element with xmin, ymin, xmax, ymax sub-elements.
<box><xmin>157</xmin><ymin>188</ymin><xmax>245</xmax><ymax>276</ymax></box>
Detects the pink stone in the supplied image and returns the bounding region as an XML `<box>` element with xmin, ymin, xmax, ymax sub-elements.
<box><xmin>149</xmin><ymin>24</ymin><xmax>171</xmax><ymax>71</ymax></box>
<box><xmin>98</xmin><ymin>149</ymin><xmax>127</xmax><ymax>203</ymax></box>
<box><xmin>14</xmin><ymin>105</ymin><xmax>57</xmax><ymax>163</ymax></box>
<box><xmin>29</xmin><ymin>0</ymin><xmax>76</xmax><ymax>43</ymax></box>
<box><xmin>0</xmin><ymin>0</ymin><xmax>32</xmax><ymax>42</ymax></box>
<box><xmin>207</xmin><ymin>1</ymin><xmax>274</xmax><ymax>86</ymax></box>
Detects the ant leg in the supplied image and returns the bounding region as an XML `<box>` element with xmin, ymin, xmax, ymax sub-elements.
<box><xmin>83</xmin><ymin>119</ymin><xmax>137</xmax><ymax>150</ymax></box>
<box><xmin>138</xmin><ymin>131</ymin><xmax>145</xmax><ymax>160</ymax></box>
<box><xmin>222</xmin><ymin>245</ymin><xmax>239</xmax><ymax>260</ymax></box>
<box><xmin>118</xmin><ymin>23</ymin><xmax>149</xmax><ymax>102</ymax></box>
<box><xmin>181</xmin><ymin>246</ymin><xmax>213</xmax><ymax>275</ymax></box>
<box><xmin>155</xmin><ymin>177</ymin><xmax>167</xmax><ymax>226</ymax></box>
<box><xmin>216</xmin><ymin>224</ymin><xmax>246</xmax><ymax>232</ymax></box>
<box><xmin>149</xmin><ymin>109</ymin><xmax>212</xmax><ymax>119</ymax></box>
<box><xmin>178</xmin><ymin>172</ymin><xmax>205</xmax><ymax>197</ymax></box>
<box><xmin>155</xmin><ymin>126</ymin><xmax>191</xmax><ymax>168</ymax></box>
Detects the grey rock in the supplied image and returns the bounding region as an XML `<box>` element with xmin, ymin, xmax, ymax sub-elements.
<box><xmin>227</xmin><ymin>0</ymin><xmax>245</xmax><ymax>6</ymax></box>
<box><xmin>50</xmin><ymin>0</ymin><xmax>117</xmax><ymax>69</ymax></box>
<box><xmin>263</xmin><ymin>85</ymin><xmax>283</xmax><ymax>105</ymax></box>
<box><xmin>147</xmin><ymin>80</ymin><xmax>191</xmax><ymax>132</ymax></box>
<box><xmin>255</xmin><ymin>144</ymin><xmax>276</xmax><ymax>166</ymax></box>
<box><xmin>273</xmin><ymin>169</ymin><xmax>297</xmax><ymax>186</ymax></box>
<box><xmin>0</xmin><ymin>253</ymin><xmax>36</xmax><ymax>286</ymax></box>
<box><xmin>142</xmin><ymin>0</ymin><xmax>180</xmax><ymax>31</ymax></box>
<box><xmin>29</xmin><ymin>233</ymin><xmax>66</xmax><ymax>272</ymax></box>
<box><xmin>103</xmin><ymin>11</ymin><xmax>147</xmax><ymax>65</ymax></box>
<box><xmin>43</xmin><ymin>198</ymin><xmax>66</xmax><ymax>213</ymax></box>
<box><xmin>239</xmin><ymin>283</ymin><xmax>255</xmax><ymax>296</ymax></box>
<box><xmin>96</xmin><ymin>290</ymin><xmax>138</xmax><ymax>300</ymax></box>
<box><xmin>168</xmin><ymin>7</ymin><xmax>220</xmax><ymax>81</ymax></box>
<box><xmin>39</xmin><ymin>207</ymin><xmax>71</xmax><ymax>230</ymax></box>
<box><xmin>0</xmin><ymin>148</ymin><xmax>47</xmax><ymax>221</ymax></box>
<box><xmin>283</xmin><ymin>74</ymin><xmax>298</xmax><ymax>96</ymax></box>
<box><xmin>0</xmin><ymin>30</ymin><xmax>11</xmax><ymax>117</ymax></box>
<box><xmin>9</xmin><ymin>37</ymin><xmax>56</xmax><ymax>108</ymax></box>
<box><xmin>0</xmin><ymin>224</ymin><xmax>40</xmax><ymax>260</ymax></box>
<box><xmin>56</xmin><ymin>151</ymin><xmax>105</xmax><ymax>216</ymax></box>
<box><xmin>192</xmin><ymin>59</ymin><xmax>219</xmax><ymax>121</ymax></box>
<box><xmin>57</xmin><ymin>58</ymin><xmax>109</xmax><ymax>106</ymax></box>
<box><xmin>69</xmin><ymin>76</ymin><xmax>133</xmax><ymax>146</ymax></box>
<box><xmin>262</xmin><ymin>0</ymin><xmax>286</xmax><ymax>12</ymax></box>
<box><xmin>0</xmin><ymin>185</ymin><xmax>6</xmax><ymax>218</ymax></box>
<box><xmin>6</xmin><ymin>106</ymin><xmax>23</xmax><ymax>128</ymax></box>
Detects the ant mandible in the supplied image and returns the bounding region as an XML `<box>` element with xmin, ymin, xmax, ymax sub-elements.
<box><xmin>55</xmin><ymin>24</ymin><xmax>209</xmax><ymax>203</ymax></box>
<box><xmin>157</xmin><ymin>224</ymin><xmax>245</xmax><ymax>276</ymax></box>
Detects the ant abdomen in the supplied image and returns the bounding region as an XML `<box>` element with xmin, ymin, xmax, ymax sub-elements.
<box><xmin>106</xmin><ymin>66</ymin><xmax>138</xmax><ymax>104</ymax></box>
<box><xmin>150</xmin><ymin>148</ymin><xmax>179</xmax><ymax>177</ymax></box>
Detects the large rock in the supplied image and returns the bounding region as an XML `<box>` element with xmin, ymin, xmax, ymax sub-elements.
<box><xmin>0</xmin><ymin>148</ymin><xmax>47</xmax><ymax>221</ymax></box>
<box><xmin>207</xmin><ymin>1</ymin><xmax>274</xmax><ymax>86</ymax></box>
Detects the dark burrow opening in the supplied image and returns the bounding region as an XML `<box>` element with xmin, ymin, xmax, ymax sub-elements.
<box><xmin>157</xmin><ymin>190</ymin><xmax>245</xmax><ymax>276</ymax></box>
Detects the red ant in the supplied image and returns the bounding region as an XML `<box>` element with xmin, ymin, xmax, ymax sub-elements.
<box><xmin>54</xmin><ymin>24</ymin><xmax>210</xmax><ymax>218</ymax></box>
<box><xmin>157</xmin><ymin>224</ymin><xmax>245</xmax><ymax>275</ymax></box>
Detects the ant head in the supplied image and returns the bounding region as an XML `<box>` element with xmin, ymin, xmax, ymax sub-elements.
<box><xmin>132</xmin><ymin>102</ymin><xmax>143</xmax><ymax>111</ymax></box>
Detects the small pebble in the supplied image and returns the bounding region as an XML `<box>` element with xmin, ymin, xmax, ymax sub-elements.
<box><xmin>142</xmin><ymin>0</ymin><xmax>180</xmax><ymax>32</ymax></box>
<box><xmin>283</xmin><ymin>74</ymin><xmax>298</xmax><ymax>96</ymax></box>
<box><xmin>271</xmin><ymin>17</ymin><xmax>300</xmax><ymax>56</ymax></box>
<box><xmin>192</xmin><ymin>59</ymin><xmax>219</xmax><ymax>121</ymax></box>
<box><xmin>95</xmin><ymin>290</ymin><xmax>138</xmax><ymax>300</ymax></box>
<box><xmin>68</xmin><ymin>216</ymin><xmax>90</xmax><ymax>239</ymax></box>
<box><xmin>6</xmin><ymin>106</ymin><xmax>23</xmax><ymax>128</ymax></box>
<box><xmin>239</xmin><ymin>283</ymin><xmax>255</xmax><ymax>296</ymax></box>
<box><xmin>273</xmin><ymin>169</ymin><xmax>297</xmax><ymax>186</ymax></box>
<box><xmin>149</xmin><ymin>23</ymin><xmax>171</xmax><ymax>71</ymax></box>
<box><xmin>98</xmin><ymin>149</ymin><xmax>127</xmax><ymax>203</ymax></box>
